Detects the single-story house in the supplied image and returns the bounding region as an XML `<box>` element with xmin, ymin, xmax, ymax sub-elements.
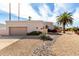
<box><xmin>6</xmin><ymin>20</ymin><xmax>53</xmax><ymax>35</ymax></box>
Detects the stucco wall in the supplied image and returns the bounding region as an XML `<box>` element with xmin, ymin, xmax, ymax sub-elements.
<box><xmin>6</xmin><ymin>21</ymin><xmax>48</xmax><ymax>34</ymax></box>
<box><xmin>45</xmin><ymin>22</ymin><xmax>54</xmax><ymax>29</ymax></box>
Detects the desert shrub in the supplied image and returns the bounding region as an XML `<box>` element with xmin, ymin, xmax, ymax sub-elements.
<box><xmin>54</xmin><ymin>25</ymin><xmax>60</xmax><ymax>30</ymax></box>
<box><xmin>27</xmin><ymin>31</ymin><xmax>42</xmax><ymax>35</ymax></box>
<box><xmin>40</xmin><ymin>34</ymin><xmax>53</xmax><ymax>41</ymax></box>
<box><xmin>52</xmin><ymin>29</ymin><xmax>58</xmax><ymax>32</ymax></box>
<box><xmin>48</xmin><ymin>29</ymin><xmax>57</xmax><ymax>33</ymax></box>
<box><xmin>73</xmin><ymin>27</ymin><xmax>78</xmax><ymax>31</ymax></box>
<box><xmin>73</xmin><ymin>27</ymin><xmax>78</xmax><ymax>33</ymax></box>
<box><xmin>72</xmin><ymin>27</ymin><xmax>79</xmax><ymax>34</ymax></box>
<box><xmin>65</xmin><ymin>28</ymin><xmax>72</xmax><ymax>31</ymax></box>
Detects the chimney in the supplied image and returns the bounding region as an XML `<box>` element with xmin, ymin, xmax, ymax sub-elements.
<box><xmin>9</xmin><ymin>3</ymin><xmax>11</xmax><ymax>21</ymax></box>
<box><xmin>18</xmin><ymin>3</ymin><xmax>20</xmax><ymax>21</ymax></box>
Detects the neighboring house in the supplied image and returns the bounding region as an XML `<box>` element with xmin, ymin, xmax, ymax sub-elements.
<box><xmin>6</xmin><ymin>20</ymin><xmax>53</xmax><ymax>35</ymax></box>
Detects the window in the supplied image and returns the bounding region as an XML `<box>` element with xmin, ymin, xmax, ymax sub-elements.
<box><xmin>45</xmin><ymin>25</ymin><xmax>48</xmax><ymax>29</ymax></box>
<box><xmin>36</xmin><ymin>27</ymin><xmax>38</xmax><ymax>29</ymax></box>
<box><xmin>41</xmin><ymin>28</ymin><xmax>43</xmax><ymax>30</ymax></box>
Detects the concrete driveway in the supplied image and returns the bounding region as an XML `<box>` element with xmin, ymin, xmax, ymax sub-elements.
<box><xmin>0</xmin><ymin>35</ymin><xmax>39</xmax><ymax>50</ymax></box>
<box><xmin>0</xmin><ymin>39</ymin><xmax>19</xmax><ymax>50</ymax></box>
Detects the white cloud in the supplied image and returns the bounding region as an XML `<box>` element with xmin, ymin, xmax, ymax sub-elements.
<box><xmin>19</xmin><ymin>3</ymin><xmax>43</xmax><ymax>20</ymax></box>
<box><xmin>38</xmin><ymin>4</ymin><xmax>53</xmax><ymax>22</ymax></box>
<box><xmin>0</xmin><ymin>1</ymin><xmax>68</xmax><ymax>22</ymax></box>
<box><xmin>73</xmin><ymin>8</ymin><xmax>79</xmax><ymax>19</ymax></box>
<box><xmin>49</xmin><ymin>3</ymin><xmax>74</xmax><ymax>22</ymax></box>
<box><xmin>39</xmin><ymin>4</ymin><xmax>48</xmax><ymax>20</ymax></box>
<box><xmin>1</xmin><ymin>1</ymin><xmax>79</xmax><ymax>25</ymax></box>
<box><xmin>0</xmin><ymin>0</ymin><xmax>43</xmax><ymax>20</ymax></box>
<box><xmin>72</xmin><ymin>8</ymin><xmax>79</xmax><ymax>27</ymax></box>
<box><xmin>47</xmin><ymin>3</ymin><xmax>65</xmax><ymax>22</ymax></box>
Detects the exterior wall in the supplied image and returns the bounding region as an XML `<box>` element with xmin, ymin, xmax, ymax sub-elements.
<box><xmin>45</xmin><ymin>22</ymin><xmax>54</xmax><ymax>30</ymax></box>
<box><xmin>26</xmin><ymin>21</ymin><xmax>46</xmax><ymax>33</ymax></box>
<box><xmin>6</xmin><ymin>26</ymin><xmax>9</xmax><ymax>35</ymax></box>
<box><xmin>6</xmin><ymin>21</ymin><xmax>48</xmax><ymax>35</ymax></box>
<box><xmin>0</xmin><ymin>28</ymin><xmax>8</xmax><ymax>35</ymax></box>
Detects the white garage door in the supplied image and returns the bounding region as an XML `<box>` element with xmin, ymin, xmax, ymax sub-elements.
<box><xmin>10</xmin><ymin>27</ymin><xmax>27</xmax><ymax>35</ymax></box>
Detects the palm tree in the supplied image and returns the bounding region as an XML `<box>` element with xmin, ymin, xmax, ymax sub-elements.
<box><xmin>28</xmin><ymin>16</ymin><xmax>31</xmax><ymax>21</ymax></box>
<box><xmin>57</xmin><ymin>12</ymin><xmax>73</xmax><ymax>33</ymax></box>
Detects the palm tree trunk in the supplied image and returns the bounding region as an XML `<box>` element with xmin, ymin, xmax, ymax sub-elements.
<box><xmin>63</xmin><ymin>23</ymin><xmax>65</xmax><ymax>33</ymax></box>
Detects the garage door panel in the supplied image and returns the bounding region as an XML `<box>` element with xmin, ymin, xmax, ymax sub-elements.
<box><xmin>10</xmin><ymin>27</ymin><xmax>27</xmax><ymax>35</ymax></box>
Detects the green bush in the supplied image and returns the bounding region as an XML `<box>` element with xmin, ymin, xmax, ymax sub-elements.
<box><xmin>27</xmin><ymin>31</ymin><xmax>42</xmax><ymax>35</ymax></box>
<box><xmin>66</xmin><ymin>28</ymin><xmax>73</xmax><ymax>31</ymax></box>
<box><xmin>73</xmin><ymin>27</ymin><xmax>78</xmax><ymax>31</ymax></box>
<box><xmin>40</xmin><ymin>34</ymin><xmax>53</xmax><ymax>41</ymax></box>
<box><xmin>72</xmin><ymin>27</ymin><xmax>79</xmax><ymax>34</ymax></box>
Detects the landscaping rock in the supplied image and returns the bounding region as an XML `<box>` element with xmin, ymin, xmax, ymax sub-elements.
<box><xmin>32</xmin><ymin>41</ymin><xmax>53</xmax><ymax>56</ymax></box>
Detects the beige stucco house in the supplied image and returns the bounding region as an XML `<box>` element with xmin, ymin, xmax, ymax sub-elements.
<box><xmin>6</xmin><ymin>20</ymin><xmax>53</xmax><ymax>35</ymax></box>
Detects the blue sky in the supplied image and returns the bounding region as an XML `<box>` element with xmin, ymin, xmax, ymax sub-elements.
<box><xmin>0</xmin><ymin>2</ymin><xmax>79</xmax><ymax>27</ymax></box>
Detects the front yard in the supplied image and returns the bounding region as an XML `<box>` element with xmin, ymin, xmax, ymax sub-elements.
<box><xmin>52</xmin><ymin>32</ymin><xmax>79</xmax><ymax>56</ymax></box>
<box><xmin>0</xmin><ymin>32</ymin><xmax>79</xmax><ymax>56</ymax></box>
<box><xmin>0</xmin><ymin>34</ymin><xmax>60</xmax><ymax>56</ymax></box>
